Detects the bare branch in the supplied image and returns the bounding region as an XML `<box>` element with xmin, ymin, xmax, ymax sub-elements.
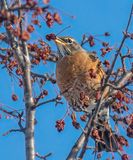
<box><xmin>125</xmin><ymin>4</ymin><xmax>133</xmax><ymax>32</ymax></box>
<box><xmin>108</xmin><ymin>82</ymin><xmax>133</xmax><ymax>91</ymax></box>
<box><xmin>105</xmin><ymin>5</ymin><xmax>133</xmax><ymax>84</ymax></box>
<box><xmin>0</xmin><ymin>106</ymin><xmax>25</xmax><ymax>121</ymax></box>
<box><xmin>18</xmin><ymin>111</ymin><xmax>25</xmax><ymax>132</ymax></box>
<box><xmin>7</xmin><ymin>4</ymin><xmax>49</xmax><ymax>12</ymax></box>
<box><xmin>2</xmin><ymin>1</ymin><xmax>25</xmax><ymax>68</ymax></box>
<box><xmin>33</xmin><ymin>96</ymin><xmax>63</xmax><ymax>109</ymax></box>
<box><xmin>1</xmin><ymin>0</ymin><xmax>36</xmax><ymax>159</ymax></box>
<box><xmin>31</xmin><ymin>72</ymin><xmax>56</xmax><ymax>84</ymax></box>
<box><xmin>35</xmin><ymin>152</ymin><xmax>52</xmax><ymax>160</ymax></box>
<box><xmin>2</xmin><ymin>128</ymin><xmax>23</xmax><ymax>136</ymax></box>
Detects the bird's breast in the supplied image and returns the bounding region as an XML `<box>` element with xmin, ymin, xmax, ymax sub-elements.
<box><xmin>56</xmin><ymin>52</ymin><xmax>87</xmax><ymax>90</ymax></box>
<box><xmin>56</xmin><ymin>51</ymin><xmax>104</xmax><ymax>92</ymax></box>
<box><xmin>56</xmin><ymin>51</ymin><xmax>105</xmax><ymax>112</ymax></box>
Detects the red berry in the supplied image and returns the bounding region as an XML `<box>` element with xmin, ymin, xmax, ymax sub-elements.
<box><xmin>55</xmin><ymin>120</ymin><xmax>65</xmax><ymax>132</ymax></box>
<box><xmin>121</xmin><ymin>154</ymin><xmax>129</xmax><ymax>160</ymax></box>
<box><xmin>12</xmin><ymin>94</ymin><xmax>18</xmax><ymax>101</ymax></box>
<box><xmin>27</xmin><ymin>25</ymin><xmax>34</xmax><ymax>33</ymax></box>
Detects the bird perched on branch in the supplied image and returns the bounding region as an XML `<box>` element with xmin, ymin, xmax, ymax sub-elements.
<box><xmin>54</xmin><ymin>36</ymin><xmax>118</xmax><ymax>152</ymax></box>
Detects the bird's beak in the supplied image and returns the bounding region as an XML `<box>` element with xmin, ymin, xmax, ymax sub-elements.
<box><xmin>54</xmin><ymin>37</ymin><xmax>71</xmax><ymax>57</ymax></box>
<box><xmin>54</xmin><ymin>37</ymin><xmax>67</xmax><ymax>57</ymax></box>
<box><xmin>54</xmin><ymin>37</ymin><xmax>66</xmax><ymax>46</ymax></box>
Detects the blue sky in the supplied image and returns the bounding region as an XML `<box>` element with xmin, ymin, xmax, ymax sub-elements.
<box><xmin>0</xmin><ymin>0</ymin><xmax>133</xmax><ymax>160</ymax></box>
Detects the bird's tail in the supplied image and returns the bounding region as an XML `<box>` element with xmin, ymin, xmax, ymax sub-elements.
<box><xmin>93</xmin><ymin>107</ymin><xmax>118</xmax><ymax>152</ymax></box>
<box><xmin>96</xmin><ymin>127</ymin><xmax>118</xmax><ymax>152</ymax></box>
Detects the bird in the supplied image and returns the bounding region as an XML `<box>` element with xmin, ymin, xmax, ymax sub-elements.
<box><xmin>54</xmin><ymin>36</ymin><xmax>118</xmax><ymax>152</ymax></box>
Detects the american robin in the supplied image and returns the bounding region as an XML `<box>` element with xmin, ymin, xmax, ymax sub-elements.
<box><xmin>54</xmin><ymin>36</ymin><xmax>118</xmax><ymax>152</ymax></box>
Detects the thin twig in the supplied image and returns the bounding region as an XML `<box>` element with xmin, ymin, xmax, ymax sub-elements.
<box><xmin>33</xmin><ymin>97</ymin><xmax>63</xmax><ymax>109</ymax></box>
<box><xmin>0</xmin><ymin>106</ymin><xmax>25</xmax><ymax>121</ymax></box>
<box><xmin>7</xmin><ymin>4</ymin><xmax>49</xmax><ymax>12</ymax></box>
<box><xmin>118</xmin><ymin>4</ymin><xmax>133</xmax><ymax>72</ymax></box>
<box><xmin>2</xmin><ymin>128</ymin><xmax>23</xmax><ymax>136</ymax></box>
<box><xmin>35</xmin><ymin>152</ymin><xmax>52</xmax><ymax>160</ymax></box>
<box><xmin>107</xmin><ymin>80</ymin><xmax>133</xmax><ymax>91</ymax></box>
<box><xmin>31</xmin><ymin>72</ymin><xmax>56</xmax><ymax>83</ymax></box>
<box><xmin>105</xmin><ymin>5</ymin><xmax>133</xmax><ymax>84</ymax></box>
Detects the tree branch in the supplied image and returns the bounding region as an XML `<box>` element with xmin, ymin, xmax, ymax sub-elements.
<box><xmin>1</xmin><ymin>0</ymin><xmax>36</xmax><ymax>159</ymax></box>
<box><xmin>33</xmin><ymin>96</ymin><xmax>63</xmax><ymax>109</ymax></box>
<box><xmin>2</xmin><ymin>128</ymin><xmax>24</xmax><ymax>136</ymax></box>
<box><xmin>105</xmin><ymin>4</ymin><xmax>133</xmax><ymax>84</ymax></box>
<box><xmin>0</xmin><ymin>106</ymin><xmax>25</xmax><ymax>121</ymax></box>
<box><xmin>31</xmin><ymin>72</ymin><xmax>56</xmax><ymax>84</ymax></box>
<box><xmin>2</xmin><ymin>1</ymin><xmax>25</xmax><ymax>68</ymax></box>
<box><xmin>35</xmin><ymin>152</ymin><xmax>52</xmax><ymax>160</ymax></box>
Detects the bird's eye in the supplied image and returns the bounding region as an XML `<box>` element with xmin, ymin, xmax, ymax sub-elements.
<box><xmin>66</xmin><ymin>38</ymin><xmax>73</xmax><ymax>44</ymax></box>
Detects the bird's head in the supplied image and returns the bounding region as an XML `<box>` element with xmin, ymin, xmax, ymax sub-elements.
<box><xmin>54</xmin><ymin>36</ymin><xmax>84</xmax><ymax>57</ymax></box>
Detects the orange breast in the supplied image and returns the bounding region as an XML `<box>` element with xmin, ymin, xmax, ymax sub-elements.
<box><xmin>56</xmin><ymin>51</ymin><xmax>104</xmax><ymax>94</ymax></box>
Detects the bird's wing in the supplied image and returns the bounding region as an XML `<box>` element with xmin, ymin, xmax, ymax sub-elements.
<box><xmin>86</xmin><ymin>52</ymin><xmax>98</xmax><ymax>61</ymax></box>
